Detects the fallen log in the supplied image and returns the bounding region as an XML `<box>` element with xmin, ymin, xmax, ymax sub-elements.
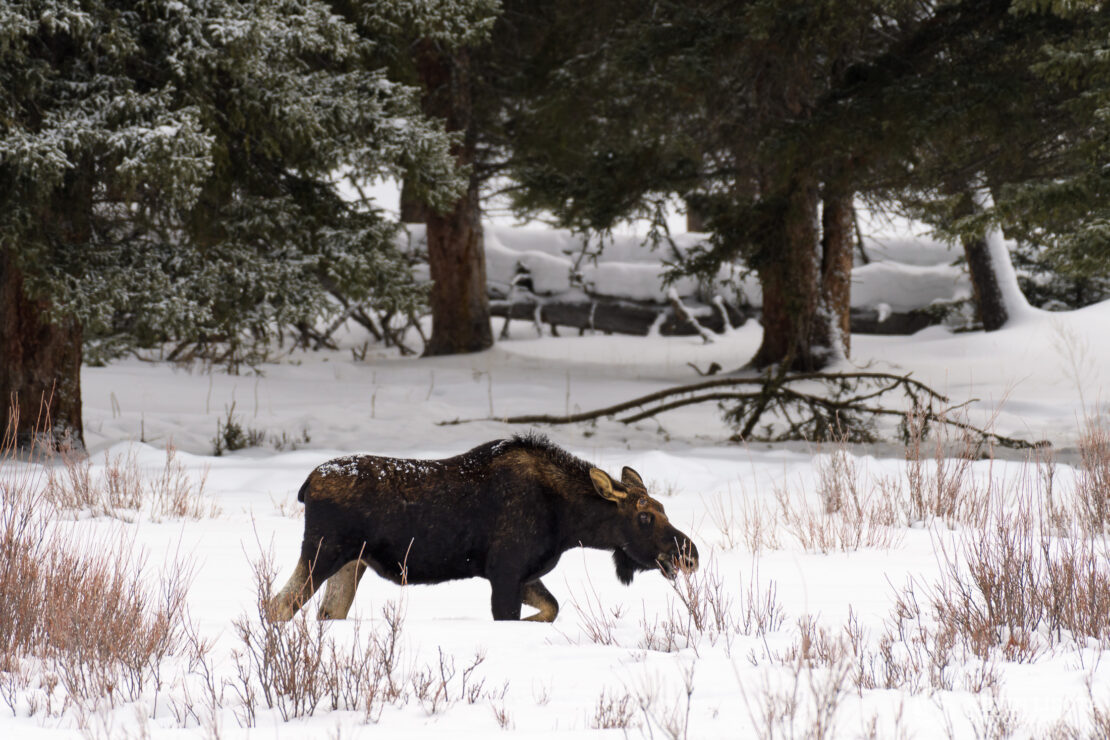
<box><xmin>490</xmin><ymin>295</ymin><xmax>746</xmax><ymax>337</ymax></box>
<box><xmin>490</xmin><ymin>294</ymin><xmax>944</xmax><ymax>337</ymax></box>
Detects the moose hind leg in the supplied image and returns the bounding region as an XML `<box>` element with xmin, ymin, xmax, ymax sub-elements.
<box><xmin>268</xmin><ymin>557</ymin><xmax>322</xmax><ymax>622</ymax></box>
<box><xmin>318</xmin><ymin>559</ymin><xmax>368</xmax><ymax>620</ymax></box>
<box><xmin>267</xmin><ymin>539</ymin><xmax>347</xmax><ymax>621</ymax></box>
<box><xmin>522</xmin><ymin>580</ymin><xmax>559</xmax><ymax>623</ymax></box>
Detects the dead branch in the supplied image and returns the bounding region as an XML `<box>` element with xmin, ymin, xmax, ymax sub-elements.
<box><xmin>439</xmin><ymin>370</ymin><xmax>1038</xmax><ymax>450</ymax></box>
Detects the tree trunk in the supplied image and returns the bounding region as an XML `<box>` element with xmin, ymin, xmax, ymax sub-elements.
<box><xmin>685</xmin><ymin>199</ymin><xmax>707</xmax><ymax>233</ymax></box>
<box><xmin>399</xmin><ymin>177</ymin><xmax>430</xmax><ymax>224</ymax></box>
<box><xmin>416</xmin><ymin>41</ymin><xmax>493</xmax><ymax>356</ymax></box>
<box><xmin>0</xmin><ymin>249</ymin><xmax>84</xmax><ymax>450</ymax></box>
<box><xmin>957</xmin><ymin>192</ymin><xmax>1008</xmax><ymax>331</ymax></box>
<box><xmin>963</xmin><ymin>233</ymin><xmax>1008</xmax><ymax>331</ymax></box>
<box><xmin>819</xmin><ymin>192</ymin><xmax>855</xmax><ymax>358</ymax></box>
<box><xmin>750</xmin><ymin>176</ymin><xmax>828</xmax><ymax>371</ymax></box>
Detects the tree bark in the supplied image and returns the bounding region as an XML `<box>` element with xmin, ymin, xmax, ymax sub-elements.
<box><xmin>819</xmin><ymin>192</ymin><xmax>855</xmax><ymax>357</ymax></box>
<box><xmin>685</xmin><ymin>199</ymin><xmax>707</xmax><ymax>233</ymax></box>
<box><xmin>416</xmin><ymin>41</ymin><xmax>493</xmax><ymax>356</ymax></box>
<box><xmin>963</xmin><ymin>233</ymin><xmax>1008</xmax><ymax>331</ymax></box>
<box><xmin>0</xmin><ymin>249</ymin><xmax>84</xmax><ymax>450</ymax></box>
<box><xmin>399</xmin><ymin>177</ymin><xmax>430</xmax><ymax>224</ymax></box>
<box><xmin>750</xmin><ymin>176</ymin><xmax>828</xmax><ymax>371</ymax></box>
<box><xmin>957</xmin><ymin>192</ymin><xmax>1008</xmax><ymax>331</ymax></box>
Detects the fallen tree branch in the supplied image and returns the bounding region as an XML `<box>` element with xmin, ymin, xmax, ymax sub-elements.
<box><xmin>439</xmin><ymin>370</ymin><xmax>1038</xmax><ymax>450</ymax></box>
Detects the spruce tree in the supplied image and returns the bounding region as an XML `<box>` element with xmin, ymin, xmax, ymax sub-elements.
<box><xmin>503</xmin><ymin>0</ymin><xmax>931</xmax><ymax>371</ymax></box>
<box><xmin>328</xmin><ymin>1</ymin><xmax>503</xmax><ymax>357</ymax></box>
<box><xmin>0</xmin><ymin>0</ymin><xmax>462</xmax><ymax>448</ymax></box>
<box><xmin>503</xmin><ymin>0</ymin><xmax>1107</xmax><ymax>361</ymax></box>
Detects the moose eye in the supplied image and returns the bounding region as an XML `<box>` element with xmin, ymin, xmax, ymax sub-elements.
<box><xmin>638</xmin><ymin>512</ymin><xmax>653</xmax><ymax>527</ymax></box>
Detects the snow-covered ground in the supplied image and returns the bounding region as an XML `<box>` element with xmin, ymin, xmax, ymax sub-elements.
<box><xmin>3</xmin><ymin>224</ymin><xmax>1110</xmax><ymax>739</ymax></box>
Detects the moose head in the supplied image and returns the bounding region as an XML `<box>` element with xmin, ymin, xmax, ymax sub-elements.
<box><xmin>589</xmin><ymin>466</ymin><xmax>699</xmax><ymax>585</ymax></box>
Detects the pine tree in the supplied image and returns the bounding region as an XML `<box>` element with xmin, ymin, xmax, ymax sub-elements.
<box><xmin>0</xmin><ymin>0</ymin><xmax>462</xmax><ymax>448</ymax></box>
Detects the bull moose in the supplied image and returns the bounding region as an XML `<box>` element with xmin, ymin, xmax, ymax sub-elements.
<box><xmin>269</xmin><ymin>433</ymin><xmax>699</xmax><ymax>622</ymax></box>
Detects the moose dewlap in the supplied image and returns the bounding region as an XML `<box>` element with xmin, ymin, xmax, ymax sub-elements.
<box><xmin>269</xmin><ymin>433</ymin><xmax>698</xmax><ymax>622</ymax></box>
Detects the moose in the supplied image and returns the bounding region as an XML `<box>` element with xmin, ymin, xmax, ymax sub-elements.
<box><xmin>269</xmin><ymin>433</ymin><xmax>698</xmax><ymax>622</ymax></box>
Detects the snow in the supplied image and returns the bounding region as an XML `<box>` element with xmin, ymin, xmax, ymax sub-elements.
<box><xmin>413</xmin><ymin>223</ymin><xmax>738</xmax><ymax>305</ymax></box>
<box><xmin>986</xmin><ymin>227</ymin><xmax>1040</xmax><ymax>325</ymax></box>
<box><xmin>4</xmin><ymin>225</ymin><xmax>1110</xmax><ymax>738</ymax></box>
<box><xmin>851</xmin><ymin>261</ymin><xmax>970</xmax><ymax>311</ymax></box>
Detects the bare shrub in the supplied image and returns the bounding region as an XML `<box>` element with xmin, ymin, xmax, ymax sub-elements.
<box><xmin>592</xmin><ymin>687</ymin><xmax>638</xmax><ymax>730</ymax></box>
<box><xmin>232</xmin><ymin>552</ymin><xmax>329</xmax><ymax>721</ymax></box>
<box><xmin>903</xmin><ymin>407</ymin><xmax>993</xmax><ymax>527</ymax></box>
<box><xmin>1038</xmin><ymin>535</ymin><xmax>1110</xmax><ymax>646</ymax></box>
<box><xmin>409</xmin><ymin>648</ymin><xmax>485</xmax><ymax>715</ymax></box>
<box><xmin>703</xmin><ymin>487</ymin><xmax>743</xmax><ymax>551</ymax></box>
<box><xmin>739</xmin><ymin>568</ymin><xmax>786</xmax><ymax>637</ymax></box>
<box><xmin>44</xmin><ymin>447</ymin><xmax>101</xmax><ymax>513</ymax></box>
<box><xmin>858</xmin><ymin>700</ymin><xmax>911</xmax><ymax>740</ymax></box>
<box><xmin>490</xmin><ymin>696</ymin><xmax>513</xmax><ymax>729</ymax></box>
<box><xmin>234</xmin><ymin>546</ymin><xmax>505</xmax><ymax>725</ymax></box>
<box><xmin>861</xmin><ymin>581</ymin><xmax>1004</xmax><ymax>698</ymax></box>
<box><xmin>1034</xmin><ymin>445</ymin><xmax>1070</xmax><ymax>534</ymax></box>
<box><xmin>1075</xmin><ymin>419</ymin><xmax>1110</xmax><ymax>535</ymax></box>
<box><xmin>640</xmin><ymin>555</ymin><xmax>744</xmax><ymax>656</ymax></box>
<box><xmin>42</xmin><ymin>446</ymin><xmax>146</xmax><ymax>517</ymax></box>
<box><xmin>742</xmin><ymin>650</ymin><xmax>850</xmax><ymax>740</ymax></box>
<box><xmin>933</xmin><ymin>491</ymin><xmax>1110</xmax><ymax>663</ymax></box>
<box><xmin>862</xmin><ymin>481</ymin><xmax>1110</xmax><ymax>702</ymax></box>
<box><xmin>739</xmin><ymin>493</ymin><xmax>781</xmax><ymax>552</ymax></box>
<box><xmin>934</xmin><ymin>501</ymin><xmax>1044</xmax><ymax>663</ymax></box>
<box><xmin>0</xmin><ymin>425</ymin><xmax>194</xmax><ymax>722</ymax></box>
<box><xmin>774</xmin><ymin>449</ymin><xmax>901</xmax><ymax>553</ymax></box>
<box><xmin>148</xmin><ymin>444</ymin><xmax>216</xmax><ymax>520</ymax></box>
<box><xmin>169</xmin><ymin>620</ymin><xmax>224</xmax><ymax>731</ymax></box>
<box><xmin>635</xmin><ymin>661</ymin><xmax>696</xmax><ymax>740</ymax></box>
<box><xmin>966</xmin><ymin>684</ymin><xmax>1022</xmax><ymax>740</ymax></box>
<box><xmin>102</xmin><ymin>447</ymin><xmax>145</xmax><ymax>512</ymax></box>
<box><xmin>41</xmin><ymin>442</ymin><xmax>215</xmax><ymax>521</ymax></box>
<box><xmin>567</xmin><ymin>572</ymin><xmax>624</xmax><ymax>646</ymax></box>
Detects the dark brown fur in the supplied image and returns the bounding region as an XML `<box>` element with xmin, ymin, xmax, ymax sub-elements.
<box><xmin>269</xmin><ymin>433</ymin><xmax>698</xmax><ymax>622</ymax></box>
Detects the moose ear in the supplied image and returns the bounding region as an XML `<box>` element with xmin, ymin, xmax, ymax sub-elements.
<box><xmin>621</xmin><ymin>466</ymin><xmax>645</xmax><ymax>490</ymax></box>
<box><xmin>590</xmin><ymin>468</ymin><xmax>626</xmax><ymax>502</ymax></box>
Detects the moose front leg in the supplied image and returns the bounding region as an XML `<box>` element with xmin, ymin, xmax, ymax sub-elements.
<box><xmin>522</xmin><ymin>580</ymin><xmax>558</xmax><ymax>622</ymax></box>
<box><xmin>318</xmin><ymin>559</ymin><xmax>368</xmax><ymax>620</ymax></box>
<box><xmin>489</xmin><ymin>576</ymin><xmax>524</xmax><ymax>621</ymax></box>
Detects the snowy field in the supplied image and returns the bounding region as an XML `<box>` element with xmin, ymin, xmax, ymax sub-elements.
<box><xmin>4</xmin><ymin>232</ymin><xmax>1110</xmax><ymax>738</ymax></box>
